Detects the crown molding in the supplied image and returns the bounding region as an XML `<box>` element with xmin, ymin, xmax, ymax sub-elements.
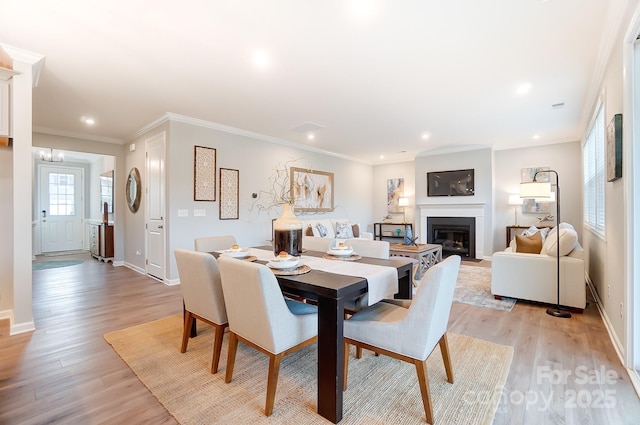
<box><xmin>0</xmin><ymin>43</ymin><xmax>45</xmax><ymax>87</ymax></box>
<box><xmin>33</xmin><ymin>126</ymin><xmax>123</xmax><ymax>144</ymax></box>
<box><xmin>131</xmin><ymin>112</ymin><xmax>371</xmax><ymax>165</ymax></box>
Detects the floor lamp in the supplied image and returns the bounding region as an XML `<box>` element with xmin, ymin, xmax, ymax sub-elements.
<box><xmin>520</xmin><ymin>169</ymin><xmax>571</xmax><ymax>318</ymax></box>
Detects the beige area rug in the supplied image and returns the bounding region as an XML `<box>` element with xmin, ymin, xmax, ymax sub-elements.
<box><xmin>454</xmin><ymin>265</ymin><xmax>517</xmax><ymax>312</ymax></box>
<box><xmin>105</xmin><ymin>315</ymin><xmax>513</xmax><ymax>425</ymax></box>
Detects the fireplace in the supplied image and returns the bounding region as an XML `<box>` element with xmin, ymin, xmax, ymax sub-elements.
<box><xmin>427</xmin><ymin>217</ymin><xmax>476</xmax><ymax>259</ymax></box>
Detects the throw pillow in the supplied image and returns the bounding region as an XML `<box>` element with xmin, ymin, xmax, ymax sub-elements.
<box><xmin>352</xmin><ymin>223</ymin><xmax>360</xmax><ymax>238</ymax></box>
<box><xmin>515</xmin><ymin>232</ymin><xmax>543</xmax><ymax>254</ymax></box>
<box><xmin>543</xmin><ymin>227</ymin><xmax>578</xmax><ymax>256</ymax></box>
<box><xmin>316</xmin><ymin>223</ymin><xmax>328</xmax><ymax>237</ymax></box>
<box><xmin>305</xmin><ymin>225</ymin><xmax>313</xmax><ymax>237</ymax></box>
<box><xmin>522</xmin><ymin>226</ymin><xmax>540</xmax><ymax>237</ymax></box>
<box><xmin>335</xmin><ymin>222</ymin><xmax>354</xmax><ymax>238</ymax></box>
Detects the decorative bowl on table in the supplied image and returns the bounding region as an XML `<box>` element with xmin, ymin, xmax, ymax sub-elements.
<box><xmin>327</xmin><ymin>245</ymin><xmax>354</xmax><ymax>256</ymax></box>
<box><xmin>267</xmin><ymin>257</ymin><xmax>300</xmax><ymax>270</ymax></box>
<box><xmin>222</xmin><ymin>246</ymin><xmax>250</xmax><ymax>258</ymax></box>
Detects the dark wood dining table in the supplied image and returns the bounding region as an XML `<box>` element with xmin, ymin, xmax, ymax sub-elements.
<box><xmin>210</xmin><ymin>247</ymin><xmax>413</xmax><ymax>423</ymax></box>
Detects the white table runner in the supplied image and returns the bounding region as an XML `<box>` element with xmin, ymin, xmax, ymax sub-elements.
<box><xmin>245</xmin><ymin>248</ymin><xmax>398</xmax><ymax>306</ymax></box>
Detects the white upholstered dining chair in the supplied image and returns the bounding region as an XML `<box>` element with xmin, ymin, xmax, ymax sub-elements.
<box><xmin>346</xmin><ymin>238</ymin><xmax>390</xmax><ymax>259</ymax></box>
<box><xmin>217</xmin><ymin>255</ymin><xmax>318</xmax><ymax>416</ymax></box>
<box><xmin>343</xmin><ymin>255</ymin><xmax>461</xmax><ymax>424</ymax></box>
<box><xmin>174</xmin><ymin>248</ymin><xmax>228</xmax><ymax>374</ymax></box>
<box><xmin>194</xmin><ymin>235</ymin><xmax>237</xmax><ymax>252</ymax></box>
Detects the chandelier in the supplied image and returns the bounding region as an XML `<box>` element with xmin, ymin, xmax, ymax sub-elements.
<box><xmin>39</xmin><ymin>148</ymin><xmax>64</xmax><ymax>162</ymax></box>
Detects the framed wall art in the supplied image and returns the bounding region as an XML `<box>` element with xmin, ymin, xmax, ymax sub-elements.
<box><xmin>606</xmin><ymin>113</ymin><xmax>622</xmax><ymax>182</ymax></box>
<box><xmin>387</xmin><ymin>178</ymin><xmax>405</xmax><ymax>212</ymax></box>
<box><xmin>520</xmin><ymin>166</ymin><xmax>551</xmax><ymax>214</ymax></box>
<box><xmin>194</xmin><ymin>145</ymin><xmax>216</xmax><ymax>201</ymax></box>
<box><xmin>219</xmin><ymin>168</ymin><xmax>239</xmax><ymax>220</ymax></box>
<box><xmin>290</xmin><ymin>167</ymin><xmax>334</xmax><ymax>212</ymax></box>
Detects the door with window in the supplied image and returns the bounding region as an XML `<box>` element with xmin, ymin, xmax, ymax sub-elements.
<box><xmin>39</xmin><ymin>165</ymin><xmax>84</xmax><ymax>252</ymax></box>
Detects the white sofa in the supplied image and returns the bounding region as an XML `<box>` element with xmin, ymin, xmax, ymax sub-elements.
<box><xmin>299</xmin><ymin>218</ymin><xmax>373</xmax><ymax>241</ymax></box>
<box><xmin>491</xmin><ymin>223</ymin><xmax>586</xmax><ymax>311</ymax></box>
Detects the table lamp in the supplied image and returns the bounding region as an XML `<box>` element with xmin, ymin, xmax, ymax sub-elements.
<box><xmin>508</xmin><ymin>194</ymin><xmax>523</xmax><ymax>226</ymax></box>
<box><xmin>398</xmin><ymin>197</ymin><xmax>409</xmax><ymax>224</ymax></box>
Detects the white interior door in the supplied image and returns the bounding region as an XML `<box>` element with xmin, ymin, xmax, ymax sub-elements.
<box><xmin>39</xmin><ymin>165</ymin><xmax>84</xmax><ymax>253</ymax></box>
<box><xmin>145</xmin><ymin>132</ymin><xmax>166</xmax><ymax>280</ymax></box>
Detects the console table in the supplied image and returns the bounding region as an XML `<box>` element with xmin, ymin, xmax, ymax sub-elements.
<box><xmin>389</xmin><ymin>243</ymin><xmax>442</xmax><ymax>280</ymax></box>
<box><xmin>374</xmin><ymin>222</ymin><xmax>413</xmax><ymax>241</ymax></box>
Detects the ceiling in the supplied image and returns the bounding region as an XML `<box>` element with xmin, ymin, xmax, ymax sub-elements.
<box><xmin>0</xmin><ymin>0</ymin><xmax>624</xmax><ymax>164</ymax></box>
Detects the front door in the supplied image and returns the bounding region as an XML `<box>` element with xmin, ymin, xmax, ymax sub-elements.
<box><xmin>39</xmin><ymin>165</ymin><xmax>84</xmax><ymax>253</ymax></box>
<box><xmin>145</xmin><ymin>132</ymin><xmax>166</xmax><ymax>280</ymax></box>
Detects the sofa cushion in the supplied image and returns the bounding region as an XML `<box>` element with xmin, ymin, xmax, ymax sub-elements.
<box><xmin>352</xmin><ymin>223</ymin><xmax>360</xmax><ymax>238</ymax></box>
<box><xmin>335</xmin><ymin>221</ymin><xmax>354</xmax><ymax>238</ymax></box>
<box><xmin>543</xmin><ymin>226</ymin><xmax>578</xmax><ymax>256</ymax></box>
<box><xmin>515</xmin><ymin>232</ymin><xmax>543</xmax><ymax>254</ymax></box>
<box><xmin>305</xmin><ymin>225</ymin><xmax>313</xmax><ymax>236</ymax></box>
<box><xmin>316</xmin><ymin>222</ymin><xmax>329</xmax><ymax>237</ymax></box>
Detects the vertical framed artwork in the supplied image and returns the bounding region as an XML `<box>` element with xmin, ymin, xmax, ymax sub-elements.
<box><xmin>290</xmin><ymin>167</ymin><xmax>334</xmax><ymax>212</ymax></box>
<box><xmin>219</xmin><ymin>168</ymin><xmax>239</xmax><ymax>220</ymax></box>
<box><xmin>607</xmin><ymin>113</ymin><xmax>622</xmax><ymax>182</ymax></box>
<box><xmin>520</xmin><ymin>166</ymin><xmax>550</xmax><ymax>214</ymax></box>
<box><xmin>194</xmin><ymin>146</ymin><xmax>216</xmax><ymax>201</ymax></box>
<box><xmin>387</xmin><ymin>178</ymin><xmax>405</xmax><ymax>213</ymax></box>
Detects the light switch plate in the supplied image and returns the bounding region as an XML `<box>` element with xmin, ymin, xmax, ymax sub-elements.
<box><xmin>193</xmin><ymin>209</ymin><xmax>206</xmax><ymax>217</ymax></box>
<box><xmin>177</xmin><ymin>209</ymin><xmax>188</xmax><ymax>217</ymax></box>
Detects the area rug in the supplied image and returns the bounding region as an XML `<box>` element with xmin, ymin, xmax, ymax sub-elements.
<box><xmin>105</xmin><ymin>315</ymin><xmax>513</xmax><ymax>425</ymax></box>
<box><xmin>454</xmin><ymin>265</ymin><xmax>516</xmax><ymax>312</ymax></box>
<box><xmin>32</xmin><ymin>259</ymin><xmax>84</xmax><ymax>270</ymax></box>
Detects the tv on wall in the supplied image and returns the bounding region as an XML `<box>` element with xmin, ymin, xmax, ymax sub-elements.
<box><xmin>427</xmin><ymin>169</ymin><xmax>475</xmax><ymax>197</ymax></box>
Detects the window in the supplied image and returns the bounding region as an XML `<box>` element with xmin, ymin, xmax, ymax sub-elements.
<box><xmin>49</xmin><ymin>173</ymin><xmax>76</xmax><ymax>216</ymax></box>
<box><xmin>583</xmin><ymin>102</ymin><xmax>605</xmax><ymax>235</ymax></box>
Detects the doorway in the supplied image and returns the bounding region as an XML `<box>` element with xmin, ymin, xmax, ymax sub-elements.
<box><xmin>38</xmin><ymin>164</ymin><xmax>84</xmax><ymax>253</ymax></box>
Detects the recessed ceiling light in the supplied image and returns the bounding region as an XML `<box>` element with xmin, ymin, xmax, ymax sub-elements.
<box><xmin>307</xmin><ymin>134</ymin><xmax>315</xmax><ymax>140</ymax></box>
<box><xmin>422</xmin><ymin>133</ymin><xmax>430</xmax><ymax>140</ymax></box>
<box><xmin>379</xmin><ymin>155</ymin><xmax>385</xmax><ymax>159</ymax></box>
<box><xmin>348</xmin><ymin>0</ymin><xmax>380</xmax><ymax>20</ymax></box>
<box><xmin>253</xmin><ymin>50</ymin><xmax>269</xmax><ymax>68</ymax></box>
<box><xmin>81</xmin><ymin>116</ymin><xmax>95</xmax><ymax>125</ymax></box>
<box><xmin>533</xmin><ymin>134</ymin><xmax>540</xmax><ymax>140</ymax></box>
<box><xmin>516</xmin><ymin>83</ymin><xmax>532</xmax><ymax>95</ymax></box>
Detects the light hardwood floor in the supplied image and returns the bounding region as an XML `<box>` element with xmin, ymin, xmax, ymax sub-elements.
<box><xmin>1</xmin><ymin>254</ymin><xmax>638</xmax><ymax>424</ymax></box>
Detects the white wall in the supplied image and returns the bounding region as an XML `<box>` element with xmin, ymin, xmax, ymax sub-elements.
<box><xmin>123</xmin><ymin>117</ymin><xmax>374</xmax><ymax>281</ymax></box>
<box><xmin>372</xmin><ymin>161</ymin><xmax>416</xmax><ymax>227</ymax></box>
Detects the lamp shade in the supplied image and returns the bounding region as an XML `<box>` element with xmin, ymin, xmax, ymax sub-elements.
<box><xmin>398</xmin><ymin>197</ymin><xmax>409</xmax><ymax>207</ymax></box>
<box><xmin>508</xmin><ymin>194</ymin><xmax>523</xmax><ymax>206</ymax></box>
<box><xmin>520</xmin><ymin>181</ymin><xmax>551</xmax><ymax>199</ymax></box>
<box><xmin>535</xmin><ymin>191</ymin><xmax>556</xmax><ymax>203</ymax></box>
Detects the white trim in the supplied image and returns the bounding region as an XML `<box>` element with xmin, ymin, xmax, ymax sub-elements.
<box><xmin>0</xmin><ymin>43</ymin><xmax>44</xmax><ymax>87</ymax></box>
<box><xmin>10</xmin><ymin>320</ymin><xmax>36</xmax><ymax>335</ymax></box>
<box><xmin>417</xmin><ymin>203</ymin><xmax>486</xmax><ymax>259</ymax></box>
<box><xmin>33</xmin><ymin>127</ymin><xmax>123</xmax><ymax>144</ymax></box>
<box><xmin>623</xmin><ymin>0</ymin><xmax>640</xmax><ymax>379</ymax></box>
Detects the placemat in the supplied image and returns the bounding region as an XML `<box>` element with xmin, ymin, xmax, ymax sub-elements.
<box><xmin>242</xmin><ymin>255</ymin><xmax>257</xmax><ymax>262</ymax></box>
<box><xmin>269</xmin><ymin>264</ymin><xmax>311</xmax><ymax>275</ymax></box>
<box><xmin>322</xmin><ymin>253</ymin><xmax>362</xmax><ymax>261</ymax></box>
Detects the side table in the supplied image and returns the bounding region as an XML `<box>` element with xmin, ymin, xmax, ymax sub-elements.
<box><xmin>389</xmin><ymin>243</ymin><xmax>443</xmax><ymax>281</ymax></box>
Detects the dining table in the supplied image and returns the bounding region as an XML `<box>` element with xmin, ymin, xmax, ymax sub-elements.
<box><xmin>210</xmin><ymin>246</ymin><xmax>413</xmax><ymax>423</ymax></box>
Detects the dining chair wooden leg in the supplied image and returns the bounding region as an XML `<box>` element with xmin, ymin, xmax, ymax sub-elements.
<box><xmin>355</xmin><ymin>346</ymin><xmax>362</xmax><ymax>359</ymax></box>
<box><xmin>343</xmin><ymin>341</ymin><xmax>350</xmax><ymax>391</ymax></box>
<box><xmin>414</xmin><ymin>358</ymin><xmax>434</xmax><ymax>425</ymax></box>
<box><xmin>439</xmin><ymin>333</ymin><xmax>454</xmax><ymax>384</ymax></box>
<box><xmin>265</xmin><ymin>353</ymin><xmax>284</xmax><ymax>416</ymax></box>
<box><xmin>181</xmin><ymin>311</ymin><xmax>194</xmax><ymax>353</ymax></box>
<box><xmin>225</xmin><ymin>332</ymin><xmax>239</xmax><ymax>383</ymax></box>
<box><xmin>211</xmin><ymin>323</ymin><xmax>227</xmax><ymax>374</ymax></box>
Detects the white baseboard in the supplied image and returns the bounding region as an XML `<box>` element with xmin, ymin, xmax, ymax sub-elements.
<box><xmin>11</xmin><ymin>320</ymin><xmax>35</xmax><ymax>335</ymax></box>
<box><xmin>124</xmin><ymin>262</ymin><xmax>145</xmax><ymax>275</ymax></box>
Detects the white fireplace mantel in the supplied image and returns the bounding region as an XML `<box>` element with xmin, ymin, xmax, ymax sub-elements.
<box><xmin>418</xmin><ymin>203</ymin><xmax>486</xmax><ymax>259</ymax></box>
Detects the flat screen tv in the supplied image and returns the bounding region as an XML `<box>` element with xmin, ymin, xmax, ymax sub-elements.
<box><xmin>427</xmin><ymin>169</ymin><xmax>475</xmax><ymax>197</ymax></box>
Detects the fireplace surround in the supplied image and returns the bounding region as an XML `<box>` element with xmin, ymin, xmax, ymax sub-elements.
<box><xmin>418</xmin><ymin>203</ymin><xmax>485</xmax><ymax>260</ymax></box>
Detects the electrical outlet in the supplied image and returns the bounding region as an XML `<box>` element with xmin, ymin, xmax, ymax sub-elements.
<box><xmin>136</xmin><ymin>250</ymin><xmax>141</xmax><ymax>255</ymax></box>
<box><xmin>607</xmin><ymin>284</ymin><xmax>611</xmax><ymax>298</ymax></box>
<box><xmin>194</xmin><ymin>209</ymin><xmax>206</xmax><ymax>217</ymax></box>
<box><xmin>620</xmin><ymin>302</ymin><xmax>624</xmax><ymax>318</ymax></box>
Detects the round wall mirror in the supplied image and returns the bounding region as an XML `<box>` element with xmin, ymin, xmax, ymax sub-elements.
<box><xmin>126</xmin><ymin>167</ymin><xmax>141</xmax><ymax>213</ymax></box>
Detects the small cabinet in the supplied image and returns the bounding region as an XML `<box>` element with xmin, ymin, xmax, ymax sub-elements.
<box><xmin>374</xmin><ymin>222</ymin><xmax>413</xmax><ymax>241</ymax></box>
<box><xmin>90</xmin><ymin>223</ymin><xmax>114</xmax><ymax>262</ymax></box>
